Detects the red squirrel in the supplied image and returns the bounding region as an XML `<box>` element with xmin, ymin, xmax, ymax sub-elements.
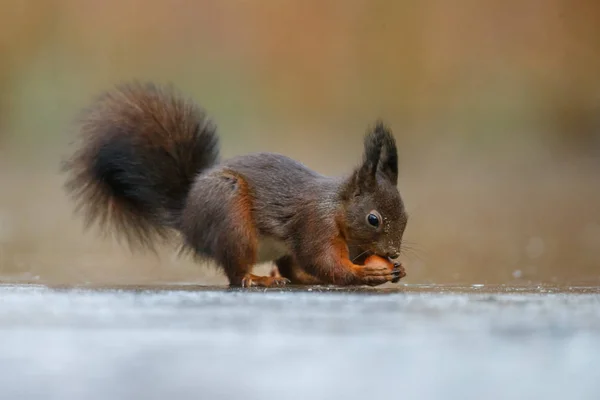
<box><xmin>62</xmin><ymin>82</ymin><xmax>408</xmax><ymax>287</ymax></box>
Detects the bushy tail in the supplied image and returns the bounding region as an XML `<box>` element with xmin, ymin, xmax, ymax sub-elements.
<box><xmin>62</xmin><ymin>81</ymin><xmax>219</xmax><ymax>250</ymax></box>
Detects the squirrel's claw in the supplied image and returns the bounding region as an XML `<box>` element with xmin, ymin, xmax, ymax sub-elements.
<box><xmin>272</xmin><ymin>277</ymin><xmax>291</xmax><ymax>286</ymax></box>
<box><xmin>391</xmin><ymin>261</ymin><xmax>406</xmax><ymax>283</ymax></box>
<box><xmin>240</xmin><ymin>274</ymin><xmax>290</xmax><ymax>288</ymax></box>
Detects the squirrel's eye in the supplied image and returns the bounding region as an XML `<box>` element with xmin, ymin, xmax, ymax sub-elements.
<box><xmin>367</xmin><ymin>213</ymin><xmax>380</xmax><ymax>227</ymax></box>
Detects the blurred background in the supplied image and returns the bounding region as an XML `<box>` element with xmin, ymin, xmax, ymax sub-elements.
<box><xmin>0</xmin><ymin>0</ymin><xmax>599</xmax><ymax>286</ymax></box>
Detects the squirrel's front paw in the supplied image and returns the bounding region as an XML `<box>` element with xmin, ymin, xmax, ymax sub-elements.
<box><xmin>353</xmin><ymin>255</ymin><xmax>403</xmax><ymax>286</ymax></box>
<box><xmin>390</xmin><ymin>261</ymin><xmax>406</xmax><ymax>283</ymax></box>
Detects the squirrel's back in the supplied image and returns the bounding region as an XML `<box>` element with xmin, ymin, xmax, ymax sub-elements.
<box><xmin>62</xmin><ymin>82</ymin><xmax>219</xmax><ymax>249</ymax></box>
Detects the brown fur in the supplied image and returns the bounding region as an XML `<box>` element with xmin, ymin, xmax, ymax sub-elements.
<box><xmin>62</xmin><ymin>81</ymin><xmax>218</xmax><ymax>250</ymax></box>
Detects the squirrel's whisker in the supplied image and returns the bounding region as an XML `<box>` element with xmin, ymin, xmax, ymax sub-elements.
<box><xmin>351</xmin><ymin>250</ymin><xmax>370</xmax><ymax>263</ymax></box>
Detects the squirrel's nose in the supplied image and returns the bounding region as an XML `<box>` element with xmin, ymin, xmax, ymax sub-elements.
<box><xmin>387</xmin><ymin>251</ymin><xmax>400</xmax><ymax>259</ymax></box>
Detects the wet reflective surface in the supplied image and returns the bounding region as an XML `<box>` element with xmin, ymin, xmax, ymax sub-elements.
<box><xmin>1</xmin><ymin>284</ymin><xmax>599</xmax><ymax>400</ymax></box>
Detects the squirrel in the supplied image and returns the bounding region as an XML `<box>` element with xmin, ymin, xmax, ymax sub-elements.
<box><xmin>62</xmin><ymin>82</ymin><xmax>408</xmax><ymax>288</ymax></box>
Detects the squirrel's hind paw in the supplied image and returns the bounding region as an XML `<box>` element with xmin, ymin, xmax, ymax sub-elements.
<box><xmin>240</xmin><ymin>274</ymin><xmax>290</xmax><ymax>288</ymax></box>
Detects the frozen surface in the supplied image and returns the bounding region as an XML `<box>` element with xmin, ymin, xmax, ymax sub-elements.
<box><xmin>0</xmin><ymin>284</ymin><xmax>599</xmax><ymax>400</ymax></box>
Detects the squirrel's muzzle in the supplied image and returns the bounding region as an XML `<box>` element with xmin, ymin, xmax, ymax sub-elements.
<box><xmin>386</xmin><ymin>251</ymin><xmax>400</xmax><ymax>259</ymax></box>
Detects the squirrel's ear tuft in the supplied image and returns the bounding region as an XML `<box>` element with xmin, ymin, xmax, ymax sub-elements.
<box><xmin>342</xmin><ymin>120</ymin><xmax>398</xmax><ymax>199</ymax></box>
<box><xmin>373</xmin><ymin>120</ymin><xmax>398</xmax><ymax>186</ymax></box>
<box><xmin>357</xmin><ymin>122</ymin><xmax>386</xmax><ymax>191</ymax></box>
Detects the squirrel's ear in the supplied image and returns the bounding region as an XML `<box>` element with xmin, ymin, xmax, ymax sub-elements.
<box><xmin>342</xmin><ymin>125</ymin><xmax>383</xmax><ymax>198</ymax></box>
<box><xmin>341</xmin><ymin>167</ymin><xmax>371</xmax><ymax>199</ymax></box>
<box><xmin>374</xmin><ymin>121</ymin><xmax>398</xmax><ymax>186</ymax></box>
<box><xmin>342</xmin><ymin>168</ymin><xmax>368</xmax><ymax>199</ymax></box>
<box><xmin>342</xmin><ymin>121</ymin><xmax>398</xmax><ymax>198</ymax></box>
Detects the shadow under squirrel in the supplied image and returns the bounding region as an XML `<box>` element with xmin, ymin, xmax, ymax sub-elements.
<box><xmin>62</xmin><ymin>82</ymin><xmax>408</xmax><ymax>287</ymax></box>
